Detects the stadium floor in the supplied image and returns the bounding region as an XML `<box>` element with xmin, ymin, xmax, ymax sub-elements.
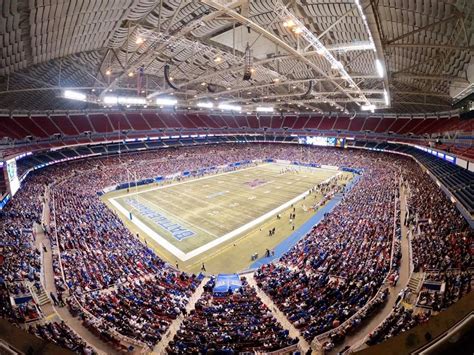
<box><xmin>103</xmin><ymin>163</ymin><xmax>352</xmax><ymax>273</ymax></box>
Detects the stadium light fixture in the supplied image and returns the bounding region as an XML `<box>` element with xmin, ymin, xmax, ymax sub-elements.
<box><xmin>384</xmin><ymin>89</ymin><xmax>390</xmax><ymax>106</ymax></box>
<box><xmin>375</xmin><ymin>59</ymin><xmax>384</xmax><ymax>78</ymax></box>
<box><xmin>64</xmin><ymin>90</ymin><xmax>87</xmax><ymax>102</ymax></box>
<box><xmin>218</xmin><ymin>103</ymin><xmax>241</xmax><ymax>112</ymax></box>
<box><xmin>197</xmin><ymin>102</ymin><xmax>214</xmax><ymax>109</ymax></box>
<box><xmin>275</xmin><ymin>2</ymin><xmax>369</xmax><ymax>105</ymax></box>
<box><xmin>156</xmin><ymin>98</ymin><xmax>178</xmax><ymax>106</ymax></box>
<box><xmin>361</xmin><ymin>104</ymin><xmax>376</xmax><ymax>112</ymax></box>
<box><xmin>103</xmin><ymin>96</ymin><xmax>147</xmax><ymax>105</ymax></box>
<box><xmin>256</xmin><ymin>106</ymin><xmax>274</xmax><ymax>112</ymax></box>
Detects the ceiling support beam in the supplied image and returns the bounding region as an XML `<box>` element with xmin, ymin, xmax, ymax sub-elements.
<box><xmin>100</xmin><ymin>0</ymin><xmax>248</xmax><ymax>98</ymax></box>
<box><xmin>219</xmin><ymin>90</ymin><xmax>385</xmax><ymax>103</ymax></box>
<box><xmin>386</xmin><ymin>43</ymin><xmax>474</xmax><ymax>52</ymax></box>
<box><xmin>393</xmin><ymin>72</ymin><xmax>469</xmax><ymax>83</ymax></box>
<box><xmin>362</xmin><ymin>0</ymin><xmax>391</xmax><ymax>106</ymax></box>
<box><xmin>386</xmin><ymin>14</ymin><xmax>460</xmax><ymax>44</ymax></box>
<box><xmin>316</xmin><ymin>5</ymin><xmax>358</xmax><ymax>40</ymax></box>
<box><xmin>193</xmin><ymin>75</ymin><xmax>380</xmax><ymax>99</ymax></box>
<box><xmin>201</xmin><ymin>0</ymin><xmax>361</xmax><ymax>106</ymax></box>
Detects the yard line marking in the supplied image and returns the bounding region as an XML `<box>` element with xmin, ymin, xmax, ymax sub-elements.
<box><xmin>157</xmin><ymin>184</ymin><xmax>257</xmax><ymax>221</ymax></box>
<box><xmin>143</xmin><ymin>190</ymin><xmax>226</xmax><ymax>232</ymax></box>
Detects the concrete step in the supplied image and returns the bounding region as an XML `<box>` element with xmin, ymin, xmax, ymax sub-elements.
<box><xmin>37</xmin><ymin>292</ymin><xmax>50</xmax><ymax>306</ymax></box>
<box><xmin>407</xmin><ymin>277</ymin><xmax>420</xmax><ymax>291</ymax></box>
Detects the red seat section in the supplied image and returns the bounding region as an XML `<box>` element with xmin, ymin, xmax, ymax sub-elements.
<box><xmin>234</xmin><ymin>115</ymin><xmax>249</xmax><ymax>128</ymax></box>
<box><xmin>126</xmin><ymin>113</ymin><xmax>150</xmax><ymax>130</ymax></box>
<box><xmin>348</xmin><ymin>117</ymin><xmax>366</xmax><ymax>132</ymax></box>
<box><xmin>0</xmin><ymin>116</ymin><xmax>29</xmax><ymax>139</ymax></box>
<box><xmin>159</xmin><ymin>113</ymin><xmax>182</xmax><ymax>128</ymax></box>
<box><xmin>427</xmin><ymin>116</ymin><xmax>457</xmax><ymax>134</ymax></box>
<box><xmin>12</xmin><ymin>116</ymin><xmax>49</xmax><ymax>137</ymax></box>
<box><xmin>270</xmin><ymin>116</ymin><xmax>283</xmax><ymax>129</ymax></box>
<box><xmin>201</xmin><ymin>115</ymin><xmax>219</xmax><ymax>128</ymax></box>
<box><xmin>293</xmin><ymin>116</ymin><xmax>308</xmax><ymax>129</ymax></box>
<box><xmin>174</xmin><ymin>113</ymin><xmax>196</xmax><ymax>129</ymax></box>
<box><xmin>210</xmin><ymin>115</ymin><xmax>228</xmax><ymax>128</ymax></box>
<box><xmin>399</xmin><ymin>118</ymin><xmax>423</xmax><ymax>134</ymax></box>
<box><xmin>222</xmin><ymin>115</ymin><xmax>239</xmax><ymax>129</ymax></box>
<box><xmin>187</xmin><ymin>114</ymin><xmax>207</xmax><ymax>128</ymax></box>
<box><xmin>89</xmin><ymin>113</ymin><xmax>114</xmax><ymax>133</ymax></box>
<box><xmin>304</xmin><ymin>116</ymin><xmax>323</xmax><ymax>129</ymax></box>
<box><xmin>374</xmin><ymin>117</ymin><xmax>396</xmax><ymax>133</ymax></box>
<box><xmin>281</xmin><ymin>116</ymin><xmax>297</xmax><ymax>129</ymax></box>
<box><xmin>258</xmin><ymin>115</ymin><xmax>272</xmax><ymax>128</ymax></box>
<box><xmin>247</xmin><ymin>115</ymin><xmax>259</xmax><ymax>129</ymax></box>
<box><xmin>333</xmin><ymin>116</ymin><xmax>350</xmax><ymax>130</ymax></box>
<box><xmin>361</xmin><ymin>116</ymin><xmax>380</xmax><ymax>131</ymax></box>
<box><xmin>31</xmin><ymin>116</ymin><xmax>61</xmax><ymax>136</ymax></box>
<box><xmin>389</xmin><ymin>118</ymin><xmax>411</xmax><ymax>134</ymax></box>
<box><xmin>142</xmin><ymin>112</ymin><xmax>167</xmax><ymax>129</ymax></box>
<box><xmin>108</xmin><ymin>113</ymin><xmax>132</xmax><ymax>130</ymax></box>
<box><xmin>412</xmin><ymin>118</ymin><xmax>437</xmax><ymax>135</ymax></box>
<box><xmin>50</xmin><ymin>115</ymin><xmax>79</xmax><ymax>136</ymax></box>
<box><xmin>69</xmin><ymin>114</ymin><xmax>94</xmax><ymax>134</ymax></box>
<box><xmin>318</xmin><ymin>116</ymin><xmax>334</xmax><ymax>130</ymax></box>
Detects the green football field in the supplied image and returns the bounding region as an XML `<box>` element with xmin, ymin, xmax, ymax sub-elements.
<box><xmin>104</xmin><ymin>163</ymin><xmax>343</xmax><ymax>272</ymax></box>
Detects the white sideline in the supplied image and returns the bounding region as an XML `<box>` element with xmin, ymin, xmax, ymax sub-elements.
<box><xmin>109</xmin><ymin>165</ymin><xmax>340</xmax><ymax>261</ymax></box>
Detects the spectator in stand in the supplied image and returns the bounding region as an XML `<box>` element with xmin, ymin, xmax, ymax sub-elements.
<box><xmin>29</xmin><ymin>321</ymin><xmax>96</xmax><ymax>354</ymax></box>
<box><xmin>168</xmin><ymin>277</ymin><xmax>298</xmax><ymax>353</ymax></box>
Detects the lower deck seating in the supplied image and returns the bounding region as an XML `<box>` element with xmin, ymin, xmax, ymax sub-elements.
<box><xmin>168</xmin><ymin>277</ymin><xmax>298</xmax><ymax>354</ymax></box>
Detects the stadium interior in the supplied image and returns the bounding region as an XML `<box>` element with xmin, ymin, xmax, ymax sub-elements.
<box><xmin>0</xmin><ymin>0</ymin><xmax>473</xmax><ymax>354</ymax></box>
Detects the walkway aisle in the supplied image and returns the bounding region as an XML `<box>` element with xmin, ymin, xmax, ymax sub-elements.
<box><xmin>152</xmin><ymin>278</ymin><xmax>207</xmax><ymax>354</ymax></box>
<box><xmin>246</xmin><ymin>275</ymin><xmax>311</xmax><ymax>353</ymax></box>
<box><xmin>37</xmin><ymin>188</ymin><xmax>118</xmax><ymax>355</ymax></box>
<box><xmin>333</xmin><ymin>185</ymin><xmax>412</xmax><ymax>353</ymax></box>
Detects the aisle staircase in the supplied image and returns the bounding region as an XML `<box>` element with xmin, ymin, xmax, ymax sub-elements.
<box><xmin>406</xmin><ymin>273</ymin><xmax>424</xmax><ymax>304</ymax></box>
<box><xmin>30</xmin><ymin>283</ymin><xmax>50</xmax><ymax>307</ymax></box>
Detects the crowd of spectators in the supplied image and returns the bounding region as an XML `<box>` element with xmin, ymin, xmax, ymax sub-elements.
<box><xmin>255</xmin><ymin>154</ymin><xmax>399</xmax><ymax>341</ymax></box>
<box><xmin>366</xmin><ymin>306</ymin><xmax>430</xmax><ymax>346</ymax></box>
<box><xmin>168</xmin><ymin>277</ymin><xmax>298</xmax><ymax>353</ymax></box>
<box><xmin>0</xmin><ymin>143</ymin><xmax>472</xmax><ymax>351</ymax></box>
<box><xmin>402</xmin><ymin>162</ymin><xmax>471</xmax><ymax>272</ymax></box>
<box><xmin>28</xmin><ymin>321</ymin><xmax>95</xmax><ymax>354</ymax></box>
<box><xmin>78</xmin><ymin>272</ymin><xmax>199</xmax><ymax>347</ymax></box>
<box><xmin>0</xmin><ymin>172</ymin><xmax>49</xmax><ymax>322</ymax></box>
<box><xmin>417</xmin><ymin>271</ymin><xmax>472</xmax><ymax>311</ymax></box>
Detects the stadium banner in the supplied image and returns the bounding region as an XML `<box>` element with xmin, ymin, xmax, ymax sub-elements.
<box><xmin>154</xmin><ymin>176</ymin><xmax>164</xmax><ymax>182</ymax></box>
<box><xmin>102</xmin><ymin>185</ymin><xmax>117</xmax><ymax>194</ymax></box>
<box><xmin>320</xmin><ymin>164</ymin><xmax>339</xmax><ymax>170</ymax></box>
<box><xmin>275</xmin><ymin>159</ymin><xmax>290</xmax><ymax>164</ymax></box>
<box><xmin>340</xmin><ymin>167</ymin><xmax>363</xmax><ymax>174</ymax></box>
<box><xmin>0</xmin><ymin>193</ymin><xmax>11</xmax><ymax>210</ymax></box>
<box><xmin>166</xmin><ymin>172</ymin><xmax>181</xmax><ymax>179</ymax></box>
<box><xmin>213</xmin><ymin>274</ymin><xmax>242</xmax><ymax>295</ymax></box>
<box><xmin>4</xmin><ymin>158</ymin><xmax>20</xmax><ymax>196</ymax></box>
